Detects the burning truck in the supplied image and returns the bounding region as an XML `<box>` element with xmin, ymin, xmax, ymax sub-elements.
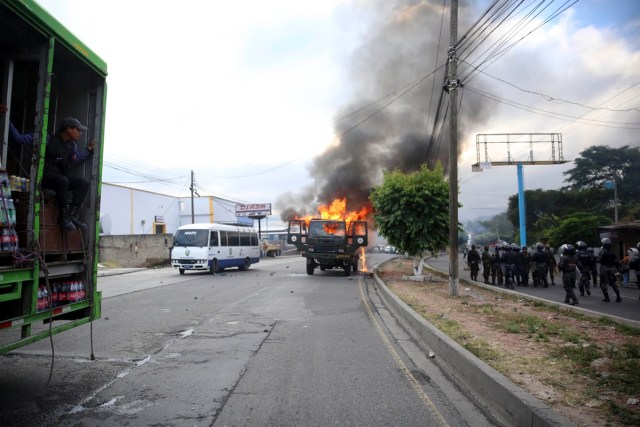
<box><xmin>286</xmin><ymin>199</ymin><xmax>369</xmax><ymax>276</ymax></box>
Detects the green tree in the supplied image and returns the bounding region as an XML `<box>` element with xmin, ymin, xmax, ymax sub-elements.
<box><xmin>545</xmin><ymin>212</ymin><xmax>612</xmax><ymax>248</ymax></box>
<box><xmin>506</xmin><ymin>188</ymin><xmax>609</xmax><ymax>243</ymax></box>
<box><xmin>563</xmin><ymin>145</ymin><xmax>640</xmax><ymax>220</ymax></box>
<box><xmin>369</xmin><ymin>163</ymin><xmax>450</xmax><ymax>275</ymax></box>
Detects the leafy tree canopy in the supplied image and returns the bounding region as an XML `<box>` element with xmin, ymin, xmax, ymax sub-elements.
<box><xmin>563</xmin><ymin>145</ymin><xmax>640</xmax><ymax>204</ymax></box>
<box><xmin>369</xmin><ymin>163</ymin><xmax>449</xmax><ymax>257</ymax></box>
<box><xmin>545</xmin><ymin>212</ymin><xmax>612</xmax><ymax>248</ymax></box>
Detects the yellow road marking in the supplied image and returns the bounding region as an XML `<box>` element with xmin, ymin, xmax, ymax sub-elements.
<box><xmin>358</xmin><ymin>279</ymin><xmax>450</xmax><ymax>427</ymax></box>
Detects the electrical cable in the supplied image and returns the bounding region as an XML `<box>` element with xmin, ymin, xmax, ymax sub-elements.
<box><xmin>425</xmin><ymin>0</ymin><xmax>448</xmax><ymax>142</ymax></box>
<box><xmin>465</xmin><ymin>85</ymin><xmax>640</xmax><ymax>128</ymax></box>
<box><xmin>462</xmin><ymin>63</ymin><xmax>640</xmax><ymax>113</ymax></box>
<box><xmin>461</xmin><ymin>0</ymin><xmax>582</xmax><ymax>84</ymax></box>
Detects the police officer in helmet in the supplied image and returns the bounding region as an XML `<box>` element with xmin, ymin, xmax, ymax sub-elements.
<box><xmin>597</xmin><ymin>238</ymin><xmax>622</xmax><ymax>302</ymax></box>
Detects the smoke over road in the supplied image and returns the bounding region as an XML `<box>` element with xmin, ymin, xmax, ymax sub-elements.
<box><xmin>278</xmin><ymin>0</ymin><xmax>488</xmax><ymax>220</ymax></box>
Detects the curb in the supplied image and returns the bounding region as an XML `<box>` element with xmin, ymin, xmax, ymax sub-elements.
<box><xmin>373</xmin><ymin>262</ymin><xmax>575</xmax><ymax>427</ymax></box>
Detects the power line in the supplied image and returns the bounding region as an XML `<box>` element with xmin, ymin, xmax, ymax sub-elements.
<box><xmin>462</xmin><ymin>64</ymin><xmax>640</xmax><ymax>113</ymax></box>
<box><xmin>465</xmin><ymin>85</ymin><xmax>640</xmax><ymax>129</ymax></box>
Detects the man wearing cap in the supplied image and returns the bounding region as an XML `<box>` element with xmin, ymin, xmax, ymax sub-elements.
<box><xmin>4</xmin><ymin>108</ymin><xmax>96</xmax><ymax>231</ymax></box>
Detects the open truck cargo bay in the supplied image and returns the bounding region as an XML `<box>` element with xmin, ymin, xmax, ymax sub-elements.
<box><xmin>0</xmin><ymin>0</ymin><xmax>105</xmax><ymax>354</ymax></box>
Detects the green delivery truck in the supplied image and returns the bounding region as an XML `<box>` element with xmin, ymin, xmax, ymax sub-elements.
<box><xmin>0</xmin><ymin>0</ymin><xmax>105</xmax><ymax>354</ymax></box>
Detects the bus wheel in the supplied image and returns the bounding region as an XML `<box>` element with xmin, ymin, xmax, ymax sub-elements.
<box><xmin>239</xmin><ymin>258</ymin><xmax>251</xmax><ymax>271</ymax></box>
<box><xmin>179</xmin><ymin>268</ymin><xmax>185</xmax><ymax>275</ymax></box>
<box><xmin>210</xmin><ymin>259</ymin><xmax>218</xmax><ymax>274</ymax></box>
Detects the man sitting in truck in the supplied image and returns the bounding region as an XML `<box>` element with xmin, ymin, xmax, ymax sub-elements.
<box><xmin>1</xmin><ymin>104</ymin><xmax>96</xmax><ymax>231</ymax></box>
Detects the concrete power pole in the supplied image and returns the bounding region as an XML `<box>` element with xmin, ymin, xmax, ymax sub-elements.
<box><xmin>448</xmin><ymin>0</ymin><xmax>459</xmax><ymax>296</ymax></box>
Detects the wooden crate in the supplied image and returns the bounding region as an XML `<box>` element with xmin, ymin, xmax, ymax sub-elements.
<box><xmin>64</xmin><ymin>229</ymin><xmax>85</xmax><ymax>251</ymax></box>
<box><xmin>40</xmin><ymin>225</ymin><xmax>64</xmax><ymax>252</ymax></box>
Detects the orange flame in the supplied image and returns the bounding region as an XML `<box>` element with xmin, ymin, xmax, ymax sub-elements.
<box><xmin>359</xmin><ymin>247</ymin><xmax>368</xmax><ymax>272</ymax></box>
<box><xmin>297</xmin><ymin>198</ymin><xmax>371</xmax><ymax>228</ymax></box>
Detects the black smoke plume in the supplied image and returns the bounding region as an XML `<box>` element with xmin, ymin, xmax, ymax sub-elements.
<box><xmin>278</xmin><ymin>0</ymin><xmax>488</xmax><ymax>220</ymax></box>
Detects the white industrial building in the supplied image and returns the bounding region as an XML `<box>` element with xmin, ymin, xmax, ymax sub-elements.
<box><xmin>99</xmin><ymin>183</ymin><xmax>285</xmax><ymax>236</ymax></box>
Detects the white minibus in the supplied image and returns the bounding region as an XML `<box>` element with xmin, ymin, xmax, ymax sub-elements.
<box><xmin>171</xmin><ymin>223</ymin><xmax>260</xmax><ymax>274</ymax></box>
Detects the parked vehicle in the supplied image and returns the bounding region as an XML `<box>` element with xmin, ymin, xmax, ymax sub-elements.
<box><xmin>171</xmin><ymin>223</ymin><xmax>260</xmax><ymax>274</ymax></box>
<box><xmin>261</xmin><ymin>240</ymin><xmax>281</xmax><ymax>257</ymax></box>
<box><xmin>0</xmin><ymin>0</ymin><xmax>105</xmax><ymax>355</ymax></box>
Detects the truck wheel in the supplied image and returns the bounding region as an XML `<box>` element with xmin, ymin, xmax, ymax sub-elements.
<box><xmin>179</xmin><ymin>268</ymin><xmax>185</xmax><ymax>275</ymax></box>
<box><xmin>210</xmin><ymin>259</ymin><xmax>218</xmax><ymax>274</ymax></box>
<box><xmin>306</xmin><ymin>262</ymin><xmax>315</xmax><ymax>275</ymax></box>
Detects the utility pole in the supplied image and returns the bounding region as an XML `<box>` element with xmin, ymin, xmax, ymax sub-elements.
<box><xmin>448</xmin><ymin>0</ymin><xmax>459</xmax><ymax>296</ymax></box>
<box><xmin>190</xmin><ymin>169</ymin><xmax>195</xmax><ymax>224</ymax></box>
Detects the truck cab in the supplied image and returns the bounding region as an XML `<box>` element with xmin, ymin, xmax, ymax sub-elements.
<box><xmin>287</xmin><ymin>219</ymin><xmax>368</xmax><ymax>276</ymax></box>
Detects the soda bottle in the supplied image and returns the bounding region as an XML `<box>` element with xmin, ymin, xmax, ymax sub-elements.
<box><xmin>59</xmin><ymin>281</ymin><xmax>68</xmax><ymax>305</ymax></box>
<box><xmin>37</xmin><ymin>286</ymin><xmax>44</xmax><ymax>312</ymax></box>
<box><xmin>1</xmin><ymin>227</ymin><xmax>11</xmax><ymax>251</ymax></box>
<box><xmin>7</xmin><ymin>199</ymin><xmax>16</xmax><ymax>227</ymax></box>
<box><xmin>0</xmin><ymin>197</ymin><xmax>5</xmax><ymax>227</ymax></box>
<box><xmin>78</xmin><ymin>280</ymin><xmax>86</xmax><ymax>301</ymax></box>
<box><xmin>42</xmin><ymin>286</ymin><xmax>50</xmax><ymax>311</ymax></box>
<box><xmin>10</xmin><ymin>227</ymin><xmax>18</xmax><ymax>250</ymax></box>
<box><xmin>51</xmin><ymin>282</ymin><xmax>59</xmax><ymax>307</ymax></box>
<box><xmin>69</xmin><ymin>281</ymin><xmax>77</xmax><ymax>303</ymax></box>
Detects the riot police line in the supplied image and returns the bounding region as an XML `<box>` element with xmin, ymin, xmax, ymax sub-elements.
<box><xmin>465</xmin><ymin>240</ymin><xmax>640</xmax><ymax>306</ymax></box>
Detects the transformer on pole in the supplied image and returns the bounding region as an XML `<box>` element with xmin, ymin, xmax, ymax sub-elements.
<box><xmin>471</xmin><ymin>133</ymin><xmax>569</xmax><ymax>247</ymax></box>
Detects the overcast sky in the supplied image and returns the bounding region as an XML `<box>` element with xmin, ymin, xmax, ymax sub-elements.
<box><xmin>36</xmin><ymin>0</ymin><xmax>640</xmax><ymax>224</ymax></box>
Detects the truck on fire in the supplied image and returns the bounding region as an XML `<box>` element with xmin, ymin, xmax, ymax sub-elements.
<box><xmin>287</xmin><ymin>218</ymin><xmax>367</xmax><ymax>276</ymax></box>
<box><xmin>0</xmin><ymin>0</ymin><xmax>105</xmax><ymax>354</ymax></box>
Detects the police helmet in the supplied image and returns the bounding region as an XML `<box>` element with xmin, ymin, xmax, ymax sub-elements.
<box><xmin>601</xmin><ymin>238</ymin><xmax>612</xmax><ymax>249</ymax></box>
<box><xmin>637</xmin><ymin>242</ymin><xmax>640</xmax><ymax>250</ymax></box>
<box><xmin>629</xmin><ymin>248</ymin><xmax>639</xmax><ymax>257</ymax></box>
<box><xmin>559</xmin><ymin>244</ymin><xmax>568</xmax><ymax>255</ymax></box>
<box><xmin>565</xmin><ymin>244</ymin><xmax>576</xmax><ymax>255</ymax></box>
<box><xmin>503</xmin><ymin>243</ymin><xmax>511</xmax><ymax>251</ymax></box>
<box><xmin>544</xmin><ymin>244</ymin><xmax>550</xmax><ymax>250</ymax></box>
<box><xmin>576</xmin><ymin>241</ymin><xmax>587</xmax><ymax>250</ymax></box>
<box><xmin>521</xmin><ymin>245</ymin><xmax>528</xmax><ymax>251</ymax></box>
<box><xmin>587</xmin><ymin>247</ymin><xmax>594</xmax><ymax>253</ymax></box>
<box><xmin>536</xmin><ymin>242</ymin><xmax>544</xmax><ymax>251</ymax></box>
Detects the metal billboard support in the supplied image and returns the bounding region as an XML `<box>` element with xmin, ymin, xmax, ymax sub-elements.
<box><xmin>472</xmin><ymin>133</ymin><xmax>568</xmax><ymax>246</ymax></box>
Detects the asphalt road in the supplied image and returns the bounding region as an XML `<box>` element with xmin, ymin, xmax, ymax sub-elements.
<box><xmin>0</xmin><ymin>254</ymin><xmax>496</xmax><ymax>426</ymax></box>
<box><xmin>428</xmin><ymin>254</ymin><xmax>640</xmax><ymax>323</ymax></box>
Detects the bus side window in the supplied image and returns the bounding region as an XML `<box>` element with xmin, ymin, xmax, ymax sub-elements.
<box><xmin>240</xmin><ymin>232</ymin><xmax>251</xmax><ymax>246</ymax></box>
<box><xmin>250</xmin><ymin>233</ymin><xmax>258</xmax><ymax>246</ymax></box>
<box><xmin>228</xmin><ymin>231</ymin><xmax>240</xmax><ymax>246</ymax></box>
<box><xmin>220</xmin><ymin>231</ymin><xmax>228</xmax><ymax>246</ymax></box>
<box><xmin>210</xmin><ymin>231</ymin><xmax>219</xmax><ymax>247</ymax></box>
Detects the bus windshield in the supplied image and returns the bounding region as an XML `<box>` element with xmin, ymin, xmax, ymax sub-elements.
<box><xmin>174</xmin><ymin>229</ymin><xmax>209</xmax><ymax>247</ymax></box>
